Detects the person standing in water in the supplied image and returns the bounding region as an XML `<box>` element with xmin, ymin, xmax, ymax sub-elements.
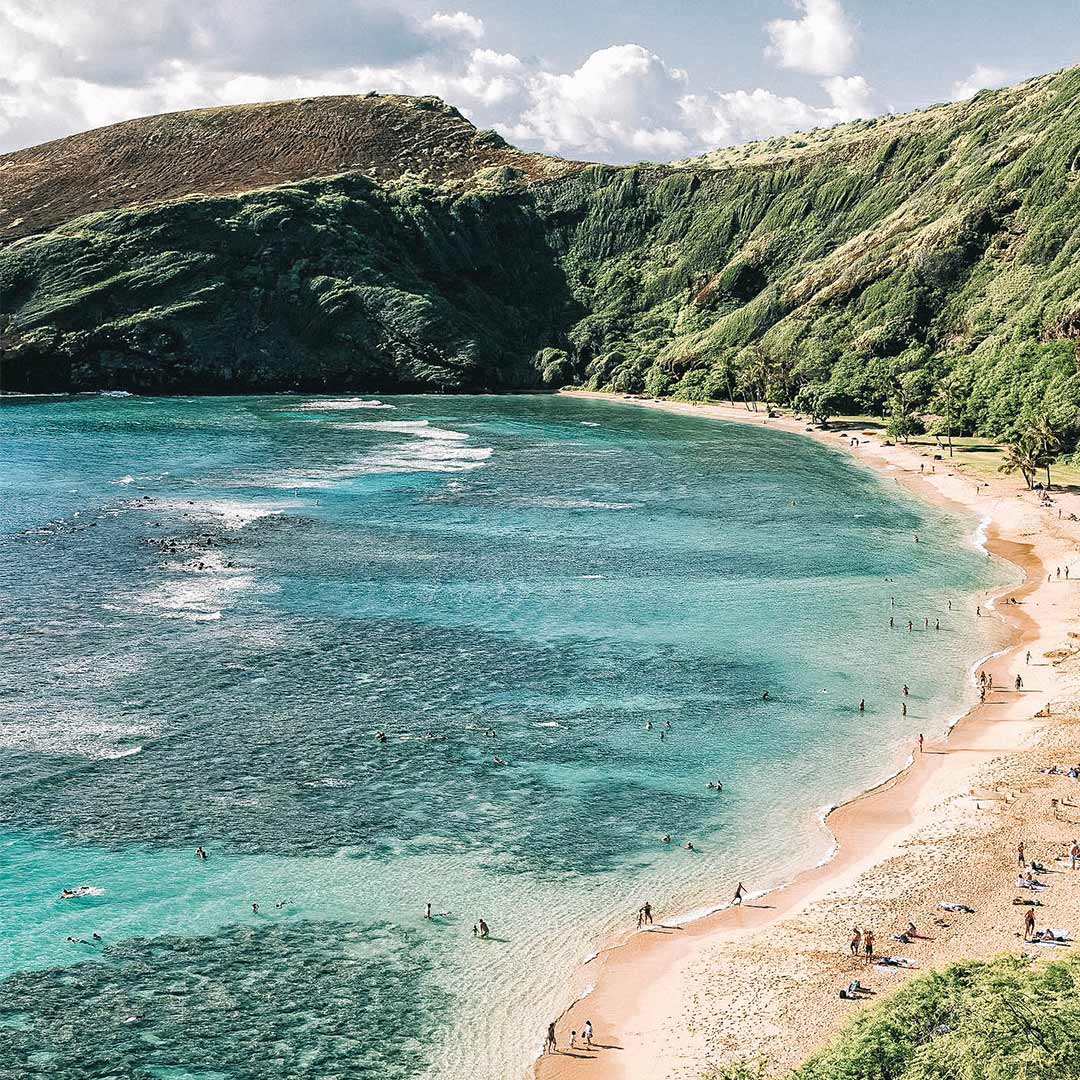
<box><xmin>424</xmin><ymin>902</ymin><xmax>432</xmax><ymax>920</ymax></box>
<box><xmin>643</xmin><ymin>901</ymin><xmax>653</xmax><ymax>925</ymax></box>
<box><xmin>478</xmin><ymin>919</ymin><xmax>489</xmax><ymax>938</ymax></box>
<box><xmin>918</xmin><ymin>733</ymin><xmax>924</xmax><ymax>754</ymax></box>
<box><xmin>859</xmin><ymin>699</ymin><xmax>865</xmax><ymax>713</ymax></box>
<box><xmin>732</xmin><ymin>882</ymin><xmax>746</xmax><ymax>906</ymax></box>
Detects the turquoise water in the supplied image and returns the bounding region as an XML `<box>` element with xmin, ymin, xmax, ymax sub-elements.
<box><xmin>0</xmin><ymin>393</ymin><xmax>1005</xmax><ymax>1079</ymax></box>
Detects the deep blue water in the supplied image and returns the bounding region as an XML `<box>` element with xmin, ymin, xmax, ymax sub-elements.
<box><xmin>0</xmin><ymin>393</ymin><xmax>1003</xmax><ymax>1078</ymax></box>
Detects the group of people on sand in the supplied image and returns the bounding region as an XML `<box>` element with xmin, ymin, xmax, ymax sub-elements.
<box><xmin>1015</xmin><ymin>838</ymin><xmax>1079</xmax><ymax>943</ymax></box>
<box><xmin>544</xmin><ymin>1017</ymin><xmax>594</xmax><ymax>1054</ymax></box>
<box><xmin>848</xmin><ymin>926</ymin><xmax>876</xmax><ymax>962</ymax></box>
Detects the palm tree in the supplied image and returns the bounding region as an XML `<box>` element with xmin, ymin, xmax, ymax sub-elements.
<box><xmin>1028</xmin><ymin>417</ymin><xmax>1063</xmax><ymax>490</ymax></box>
<box><xmin>999</xmin><ymin>437</ymin><xmax>1038</xmax><ymax>489</ymax></box>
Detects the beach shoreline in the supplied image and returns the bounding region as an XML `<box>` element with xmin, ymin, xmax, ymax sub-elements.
<box><xmin>535</xmin><ymin>390</ymin><xmax>1080</xmax><ymax>1080</ymax></box>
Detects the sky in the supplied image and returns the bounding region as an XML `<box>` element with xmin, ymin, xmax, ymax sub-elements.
<box><xmin>1</xmin><ymin>1</ymin><xmax>1078</xmax><ymax>160</ymax></box>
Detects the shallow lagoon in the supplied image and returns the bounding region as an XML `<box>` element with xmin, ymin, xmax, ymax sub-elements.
<box><xmin>0</xmin><ymin>393</ymin><xmax>1004</xmax><ymax>1078</ymax></box>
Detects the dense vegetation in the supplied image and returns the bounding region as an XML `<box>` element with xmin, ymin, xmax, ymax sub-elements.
<box><xmin>712</xmin><ymin>953</ymin><xmax>1080</xmax><ymax>1080</ymax></box>
<box><xmin>3</xmin><ymin>68</ymin><xmax>1080</xmax><ymax>450</ymax></box>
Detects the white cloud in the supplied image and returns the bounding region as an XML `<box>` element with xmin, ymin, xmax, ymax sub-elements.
<box><xmin>765</xmin><ymin>0</ymin><xmax>855</xmax><ymax>76</ymax></box>
<box><xmin>680</xmin><ymin>75</ymin><xmax>872</xmax><ymax>149</ymax></box>
<box><xmin>0</xmin><ymin>1</ymin><xmax>880</xmax><ymax>165</ymax></box>
<box><xmin>425</xmin><ymin>11</ymin><xmax>485</xmax><ymax>40</ymax></box>
<box><xmin>951</xmin><ymin>64</ymin><xmax>1010</xmax><ymax>101</ymax></box>
<box><xmin>822</xmin><ymin>74</ymin><xmax>871</xmax><ymax>117</ymax></box>
<box><xmin>511</xmin><ymin>45</ymin><xmax>691</xmax><ymax>157</ymax></box>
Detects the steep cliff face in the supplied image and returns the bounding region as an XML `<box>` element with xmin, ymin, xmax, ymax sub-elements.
<box><xmin>2</xmin><ymin>70</ymin><xmax>1079</xmax><ymax>438</ymax></box>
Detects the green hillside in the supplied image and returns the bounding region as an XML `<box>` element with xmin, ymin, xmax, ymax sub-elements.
<box><xmin>3</xmin><ymin>67</ymin><xmax>1079</xmax><ymax>445</ymax></box>
<box><xmin>713</xmin><ymin>953</ymin><xmax>1080</xmax><ymax>1080</ymax></box>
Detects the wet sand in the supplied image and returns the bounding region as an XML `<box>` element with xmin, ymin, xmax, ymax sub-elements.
<box><xmin>535</xmin><ymin>392</ymin><xmax>1080</xmax><ymax>1079</ymax></box>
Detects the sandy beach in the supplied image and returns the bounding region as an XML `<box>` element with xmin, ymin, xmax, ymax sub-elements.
<box><xmin>537</xmin><ymin>391</ymin><xmax>1080</xmax><ymax>1080</ymax></box>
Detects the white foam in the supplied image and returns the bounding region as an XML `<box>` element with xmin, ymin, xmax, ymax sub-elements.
<box><xmin>523</xmin><ymin>497</ymin><xmax>636</xmax><ymax>511</ymax></box>
<box><xmin>150</xmin><ymin>498</ymin><xmax>295</xmax><ymax>530</ymax></box>
<box><xmin>111</xmin><ymin>473</ymin><xmax>169</xmax><ymax>486</ymax></box>
<box><xmin>0</xmin><ymin>711</ymin><xmax>159</xmax><ymax>760</ymax></box>
<box><xmin>973</xmin><ymin>515</ymin><xmax>993</xmax><ymax>555</ymax></box>
<box><xmin>134</xmin><ymin>568</ymin><xmax>269</xmax><ymax>621</ymax></box>
<box><xmin>335</xmin><ymin>420</ymin><xmax>470</xmax><ymax>441</ymax></box>
<box><xmin>292</xmin><ymin>397</ymin><xmax>395</xmax><ymax>411</ymax></box>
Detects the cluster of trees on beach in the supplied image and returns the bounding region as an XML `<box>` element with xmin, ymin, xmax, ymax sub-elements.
<box><xmin>710</xmin><ymin>953</ymin><xmax>1080</xmax><ymax>1080</ymax></box>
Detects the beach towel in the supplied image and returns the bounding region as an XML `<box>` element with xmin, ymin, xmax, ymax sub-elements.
<box><xmin>874</xmin><ymin>956</ymin><xmax>917</xmax><ymax>970</ymax></box>
<box><xmin>939</xmin><ymin>902</ymin><xmax>974</xmax><ymax>913</ymax></box>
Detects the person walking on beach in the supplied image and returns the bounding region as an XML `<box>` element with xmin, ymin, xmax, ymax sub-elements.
<box><xmin>733</xmin><ymin>882</ymin><xmax>746</xmax><ymax>906</ymax></box>
<box><xmin>636</xmin><ymin>907</ymin><xmax>644</xmax><ymax>929</ymax></box>
<box><xmin>1024</xmin><ymin>908</ymin><xmax>1036</xmax><ymax>941</ymax></box>
<box><xmin>850</xmin><ymin>927</ymin><xmax>861</xmax><ymax>955</ymax></box>
<box><xmin>1070</xmin><ymin>840</ymin><xmax>1080</xmax><ymax>869</ymax></box>
<box><xmin>1015</xmin><ymin>675</ymin><xmax>1023</xmax><ymax>691</ymax></box>
<box><xmin>918</xmin><ymin>733</ymin><xmax>924</xmax><ymax>754</ymax></box>
<box><xmin>583</xmin><ymin>1020</ymin><xmax>593</xmax><ymax>1048</ymax></box>
<box><xmin>545</xmin><ymin>1022</ymin><xmax>557</xmax><ymax>1054</ymax></box>
<box><xmin>1017</xmin><ymin>842</ymin><xmax>1026</xmax><ymax>868</ymax></box>
<box><xmin>1026</xmin><ymin>651</ymin><xmax>1032</xmax><ymax>665</ymax></box>
<box><xmin>569</xmin><ymin>1030</ymin><xmax>577</xmax><ymax>1050</ymax></box>
<box><xmin>976</xmin><ymin>605</ymin><xmax>981</xmax><ymax>617</ymax></box>
<box><xmin>902</xmin><ymin>702</ymin><xmax>907</xmax><ymax>717</ymax></box>
<box><xmin>643</xmin><ymin>901</ymin><xmax>653</xmax><ymax>925</ymax></box>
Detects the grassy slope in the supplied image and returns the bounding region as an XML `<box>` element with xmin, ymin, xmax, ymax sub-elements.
<box><xmin>2</xmin><ymin>69</ymin><xmax>1079</xmax><ymax>438</ymax></box>
<box><xmin>792</xmin><ymin>953</ymin><xmax>1080</xmax><ymax>1080</ymax></box>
